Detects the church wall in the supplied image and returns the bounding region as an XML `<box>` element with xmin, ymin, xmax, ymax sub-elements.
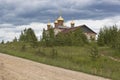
<box><xmin>84</xmin><ymin>33</ymin><xmax>96</xmax><ymax>40</ymax></box>
<box><xmin>54</xmin><ymin>28</ymin><xmax>62</xmax><ymax>35</ymax></box>
<box><xmin>58</xmin><ymin>20</ymin><xmax>64</xmax><ymax>26</ymax></box>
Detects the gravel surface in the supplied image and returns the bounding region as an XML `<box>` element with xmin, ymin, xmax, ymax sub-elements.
<box><xmin>0</xmin><ymin>53</ymin><xmax>110</xmax><ymax>80</ymax></box>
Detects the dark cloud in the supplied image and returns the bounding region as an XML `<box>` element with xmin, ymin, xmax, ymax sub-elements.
<box><xmin>0</xmin><ymin>0</ymin><xmax>120</xmax><ymax>24</ymax></box>
<box><xmin>0</xmin><ymin>24</ymin><xmax>15</xmax><ymax>28</ymax></box>
<box><xmin>0</xmin><ymin>0</ymin><xmax>120</xmax><ymax>42</ymax></box>
<box><xmin>0</xmin><ymin>0</ymin><xmax>120</xmax><ymax>25</ymax></box>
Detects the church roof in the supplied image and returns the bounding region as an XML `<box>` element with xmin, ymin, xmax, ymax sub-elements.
<box><xmin>54</xmin><ymin>20</ymin><xmax>58</xmax><ymax>23</ymax></box>
<box><xmin>59</xmin><ymin>25</ymin><xmax>97</xmax><ymax>34</ymax></box>
<box><xmin>57</xmin><ymin>16</ymin><xmax>64</xmax><ymax>21</ymax></box>
<box><xmin>71</xmin><ymin>20</ymin><xmax>75</xmax><ymax>24</ymax></box>
<box><xmin>47</xmin><ymin>22</ymin><xmax>51</xmax><ymax>25</ymax></box>
<box><xmin>77</xmin><ymin>25</ymin><xmax>97</xmax><ymax>34</ymax></box>
<box><xmin>46</xmin><ymin>15</ymin><xmax>96</xmax><ymax>35</ymax></box>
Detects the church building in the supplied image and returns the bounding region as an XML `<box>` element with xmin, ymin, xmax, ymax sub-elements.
<box><xmin>46</xmin><ymin>16</ymin><xmax>97</xmax><ymax>40</ymax></box>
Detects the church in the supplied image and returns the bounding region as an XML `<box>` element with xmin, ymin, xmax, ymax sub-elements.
<box><xmin>46</xmin><ymin>16</ymin><xmax>97</xmax><ymax>40</ymax></box>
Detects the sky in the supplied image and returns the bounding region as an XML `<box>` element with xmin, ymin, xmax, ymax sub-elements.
<box><xmin>0</xmin><ymin>0</ymin><xmax>120</xmax><ymax>42</ymax></box>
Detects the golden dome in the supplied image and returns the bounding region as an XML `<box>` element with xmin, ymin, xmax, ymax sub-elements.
<box><xmin>47</xmin><ymin>19</ymin><xmax>51</xmax><ymax>25</ymax></box>
<box><xmin>54</xmin><ymin>20</ymin><xmax>58</xmax><ymax>23</ymax></box>
<box><xmin>71</xmin><ymin>20</ymin><xmax>75</xmax><ymax>24</ymax></box>
<box><xmin>47</xmin><ymin>22</ymin><xmax>51</xmax><ymax>26</ymax></box>
<box><xmin>57</xmin><ymin>16</ymin><xmax>64</xmax><ymax>21</ymax></box>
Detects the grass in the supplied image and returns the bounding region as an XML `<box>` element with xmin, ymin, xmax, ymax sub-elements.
<box><xmin>0</xmin><ymin>42</ymin><xmax>120</xmax><ymax>80</ymax></box>
<box><xmin>99</xmin><ymin>47</ymin><xmax>120</xmax><ymax>59</ymax></box>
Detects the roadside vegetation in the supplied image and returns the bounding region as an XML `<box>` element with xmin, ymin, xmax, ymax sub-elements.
<box><xmin>0</xmin><ymin>25</ymin><xmax>120</xmax><ymax>80</ymax></box>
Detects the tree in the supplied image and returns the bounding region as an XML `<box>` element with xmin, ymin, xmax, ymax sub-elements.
<box><xmin>90</xmin><ymin>44</ymin><xmax>99</xmax><ymax>61</ymax></box>
<box><xmin>97</xmin><ymin>25</ymin><xmax>120</xmax><ymax>51</ymax></box>
<box><xmin>55</xmin><ymin>27</ymin><xmax>88</xmax><ymax>46</ymax></box>
<box><xmin>1</xmin><ymin>40</ymin><xmax>4</xmax><ymax>44</ymax></box>
<box><xmin>41</xmin><ymin>27</ymin><xmax>88</xmax><ymax>46</ymax></box>
<box><xmin>97</xmin><ymin>25</ymin><xmax>118</xmax><ymax>47</ymax></box>
<box><xmin>73</xmin><ymin>27</ymin><xmax>88</xmax><ymax>46</ymax></box>
<box><xmin>13</xmin><ymin>37</ymin><xmax>17</xmax><ymax>42</ymax></box>
<box><xmin>41</xmin><ymin>28</ymin><xmax>47</xmax><ymax>46</ymax></box>
<box><xmin>42</xmin><ymin>29</ymin><xmax>46</xmax><ymax>41</ymax></box>
<box><xmin>97</xmin><ymin>28</ymin><xmax>105</xmax><ymax>46</ymax></box>
<box><xmin>26</xmin><ymin>28</ymin><xmax>37</xmax><ymax>42</ymax></box>
<box><xmin>50</xmin><ymin>48</ymin><xmax>58</xmax><ymax>59</ymax></box>
<box><xmin>19</xmin><ymin>28</ymin><xmax>38</xmax><ymax>47</ymax></box>
<box><xmin>55</xmin><ymin>33</ymin><xmax>66</xmax><ymax>46</ymax></box>
<box><xmin>48</xmin><ymin>28</ymin><xmax>55</xmax><ymax>46</ymax></box>
<box><xmin>41</xmin><ymin>28</ymin><xmax>55</xmax><ymax>46</ymax></box>
<box><xmin>19</xmin><ymin>31</ymin><xmax>25</xmax><ymax>42</ymax></box>
<box><xmin>114</xmin><ymin>30</ymin><xmax>120</xmax><ymax>50</ymax></box>
<box><xmin>19</xmin><ymin>28</ymin><xmax>37</xmax><ymax>42</ymax></box>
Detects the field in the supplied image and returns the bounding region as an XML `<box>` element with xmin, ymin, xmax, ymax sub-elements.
<box><xmin>0</xmin><ymin>42</ymin><xmax>120</xmax><ymax>80</ymax></box>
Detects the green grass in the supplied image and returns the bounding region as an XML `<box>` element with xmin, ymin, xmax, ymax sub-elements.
<box><xmin>99</xmin><ymin>46</ymin><xmax>120</xmax><ymax>59</ymax></box>
<box><xmin>0</xmin><ymin>42</ymin><xmax>120</xmax><ymax>80</ymax></box>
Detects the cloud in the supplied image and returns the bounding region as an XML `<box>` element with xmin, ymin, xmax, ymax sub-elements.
<box><xmin>0</xmin><ymin>28</ymin><xmax>19</xmax><ymax>42</ymax></box>
<box><xmin>0</xmin><ymin>22</ymin><xmax>47</xmax><ymax>42</ymax></box>
<box><xmin>99</xmin><ymin>0</ymin><xmax>120</xmax><ymax>5</ymax></box>
<box><xmin>0</xmin><ymin>16</ymin><xmax>120</xmax><ymax>42</ymax></box>
<box><xmin>0</xmin><ymin>23</ymin><xmax>14</xmax><ymax>28</ymax></box>
<box><xmin>66</xmin><ymin>16</ymin><xmax>120</xmax><ymax>33</ymax></box>
<box><xmin>16</xmin><ymin>22</ymin><xmax>47</xmax><ymax>38</ymax></box>
<box><xmin>0</xmin><ymin>0</ymin><xmax>120</xmax><ymax>42</ymax></box>
<box><xmin>0</xmin><ymin>0</ymin><xmax>120</xmax><ymax>25</ymax></box>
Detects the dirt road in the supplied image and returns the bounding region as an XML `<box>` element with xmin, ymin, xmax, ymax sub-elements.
<box><xmin>0</xmin><ymin>53</ymin><xmax>110</xmax><ymax>80</ymax></box>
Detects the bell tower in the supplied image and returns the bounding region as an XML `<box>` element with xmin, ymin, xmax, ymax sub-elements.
<box><xmin>71</xmin><ymin>20</ymin><xmax>75</xmax><ymax>28</ymax></box>
<box><xmin>57</xmin><ymin>10</ymin><xmax>64</xmax><ymax>27</ymax></box>
<box><xmin>54</xmin><ymin>20</ymin><xmax>58</xmax><ymax>28</ymax></box>
<box><xmin>57</xmin><ymin>16</ymin><xmax>64</xmax><ymax>26</ymax></box>
<box><xmin>47</xmin><ymin>19</ymin><xmax>51</xmax><ymax>30</ymax></box>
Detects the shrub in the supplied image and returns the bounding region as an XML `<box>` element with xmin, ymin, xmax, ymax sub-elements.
<box><xmin>35</xmin><ymin>48</ymin><xmax>45</xmax><ymax>56</ymax></box>
<box><xmin>50</xmin><ymin>48</ymin><xmax>58</xmax><ymax>59</ymax></box>
<box><xmin>90</xmin><ymin>44</ymin><xmax>99</xmax><ymax>61</ymax></box>
<box><xmin>21</xmin><ymin>44</ymin><xmax>26</xmax><ymax>52</ymax></box>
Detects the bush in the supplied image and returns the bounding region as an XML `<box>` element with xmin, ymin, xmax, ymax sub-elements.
<box><xmin>21</xmin><ymin>44</ymin><xmax>26</xmax><ymax>52</ymax></box>
<box><xmin>50</xmin><ymin>48</ymin><xmax>58</xmax><ymax>59</ymax></box>
<box><xmin>35</xmin><ymin>48</ymin><xmax>45</xmax><ymax>56</ymax></box>
<box><xmin>90</xmin><ymin>44</ymin><xmax>99</xmax><ymax>61</ymax></box>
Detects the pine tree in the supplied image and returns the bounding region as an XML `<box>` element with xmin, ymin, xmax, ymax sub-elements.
<box><xmin>26</xmin><ymin>28</ymin><xmax>37</xmax><ymax>42</ymax></box>
<box><xmin>55</xmin><ymin>33</ymin><xmax>66</xmax><ymax>46</ymax></box>
<box><xmin>97</xmin><ymin>28</ymin><xmax>105</xmax><ymax>46</ymax></box>
<box><xmin>41</xmin><ymin>28</ymin><xmax>49</xmax><ymax>46</ymax></box>
<box><xmin>19</xmin><ymin>31</ymin><xmax>25</xmax><ymax>42</ymax></box>
<box><xmin>13</xmin><ymin>37</ymin><xmax>17</xmax><ymax>42</ymax></box>
<box><xmin>90</xmin><ymin>44</ymin><xmax>99</xmax><ymax>61</ymax></box>
<box><xmin>48</xmin><ymin>28</ymin><xmax>55</xmax><ymax>46</ymax></box>
<box><xmin>19</xmin><ymin>28</ymin><xmax>37</xmax><ymax>43</ymax></box>
<box><xmin>19</xmin><ymin>28</ymin><xmax>38</xmax><ymax>47</ymax></box>
<box><xmin>55</xmin><ymin>27</ymin><xmax>88</xmax><ymax>46</ymax></box>
<box><xmin>1</xmin><ymin>40</ymin><xmax>4</xmax><ymax>44</ymax></box>
<box><xmin>97</xmin><ymin>25</ymin><xmax>119</xmax><ymax>48</ymax></box>
<box><xmin>114</xmin><ymin>29</ymin><xmax>120</xmax><ymax>50</ymax></box>
<box><xmin>73</xmin><ymin>27</ymin><xmax>88</xmax><ymax>46</ymax></box>
<box><xmin>41</xmin><ymin>28</ymin><xmax>46</xmax><ymax>46</ymax></box>
<box><xmin>42</xmin><ymin>28</ymin><xmax>47</xmax><ymax>42</ymax></box>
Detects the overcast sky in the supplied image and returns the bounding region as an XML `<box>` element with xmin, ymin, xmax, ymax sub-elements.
<box><xmin>0</xmin><ymin>0</ymin><xmax>120</xmax><ymax>42</ymax></box>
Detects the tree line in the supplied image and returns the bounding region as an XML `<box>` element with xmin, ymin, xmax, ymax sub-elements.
<box><xmin>97</xmin><ymin>25</ymin><xmax>120</xmax><ymax>50</ymax></box>
<box><xmin>10</xmin><ymin>27</ymin><xmax>88</xmax><ymax>47</ymax></box>
<box><xmin>1</xmin><ymin>25</ymin><xmax>119</xmax><ymax>49</ymax></box>
<box><xmin>42</xmin><ymin>27</ymin><xmax>88</xmax><ymax>46</ymax></box>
